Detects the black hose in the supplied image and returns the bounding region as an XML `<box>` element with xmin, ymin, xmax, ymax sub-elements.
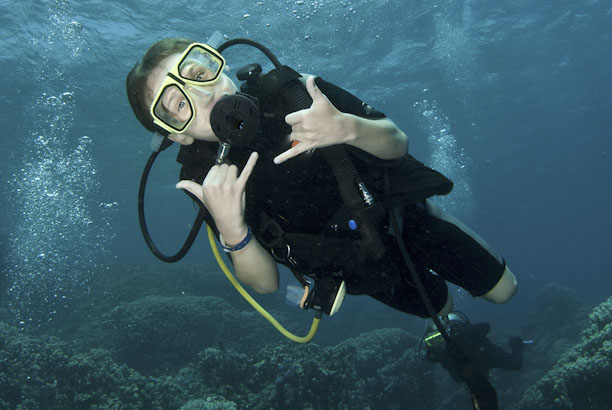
<box><xmin>217</xmin><ymin>38</ymin><xmax>282</xmax><ymax>68</ymax></box>
<box><xmin>138</xmin><ymin>149</ymin><xmax>206</xmax><ymax>262</ymax></box>
<box><xmin>386</xmin><ymin>196</ymin><xmax>498</xmax><ymax>409</ymax></box>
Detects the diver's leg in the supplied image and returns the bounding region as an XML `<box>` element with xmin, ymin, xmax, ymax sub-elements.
<box><xmin>426</xmin><ymin>201</ymin><xmax>517</xmax><ymax>303</ymax></box>
<box><xmin>368</xmin><ymin>266</ymin><xmax>450</xmax><ymax>318</ymax></box>
<box><xmin>481</xmin><ymin>265</ymin><xmax>517</xmax><ymax>303</ymax></box>
<box><xmin>479</xmin><ymin>338</ymin><xmax>523</xmax><ymax>372</ymax></box>
<box><xmin>402</xmin><ymin>201</ymin><xmax>517</xmax><ymax>303</ymax></box>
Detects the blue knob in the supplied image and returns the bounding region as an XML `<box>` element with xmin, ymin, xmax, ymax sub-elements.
<box><xmin>348</xmin><ymin>219</ymin><xmax>358</xmax><ymax>230</ymax></box>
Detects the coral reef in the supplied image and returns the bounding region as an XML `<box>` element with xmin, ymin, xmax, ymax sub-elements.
<box><xmin>517</xmin><ymin>296</ymin><xmax>612</xmax><ymax>410</ymax></box>
<box><xmin>180</xmin><ymin>396</ymin><xmax>237</xmax><ymax>410</ymax></box>
<box><xmin>2</xmin><ymin>261</ymin><xmax>607</xmax><ymax>410</ymax></box>
<box><xmin>0</xmin><ymin>321</ymin><xmax>434</xmax><ymax>410</ymax></box>
<box><xmin>74</xmin><ymin>294</ymin><xmax>272</xmax><ymax>374</ymax></box>
<box><xmin>181</xmin><ymin>328</ymin><xmax>434</xmax><ymax>410</ymax></box>
<box><xmin>0</xmin><ymin>321</ymin><xmax>188</xmax><ymax>409</ymax></box>
<box><xmin>521</xmin><ymin>283</ymin><xmax>590</xmax><ymax>372</ymax></box>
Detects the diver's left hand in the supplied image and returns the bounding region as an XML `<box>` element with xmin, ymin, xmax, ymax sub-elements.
<box><xmin>273</xmin><ymin>76</ymin><xmax>355</xmax><ymax>164</ymax></box>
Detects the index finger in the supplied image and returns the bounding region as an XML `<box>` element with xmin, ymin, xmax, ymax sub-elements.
<box><xmin>236</xmin><ymin>151</ymin><xmax>259</xmax><ymax>188</ymax></box>
<box><xmin>273</xmin><ymin>142</ymin><xmax>311</xmax><ymax>164</ymax></box>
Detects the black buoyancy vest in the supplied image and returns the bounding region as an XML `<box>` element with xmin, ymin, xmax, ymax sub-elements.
<box><xmin>176</xmin><ymin>139</ymin><xmax>453</xmax><ymax>294</ymax></box>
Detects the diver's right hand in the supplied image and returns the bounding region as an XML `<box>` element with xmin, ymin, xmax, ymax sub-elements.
<box><xmin>176</xmin><ymin>151</ymin><xmax>258</xmax><ymax>244</ymax></box>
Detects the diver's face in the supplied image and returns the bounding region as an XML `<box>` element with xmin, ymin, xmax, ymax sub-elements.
<box><xmin>146</xmin><ymin>54</ymin><xmax>238</xmax><ymax>144</ymax></box>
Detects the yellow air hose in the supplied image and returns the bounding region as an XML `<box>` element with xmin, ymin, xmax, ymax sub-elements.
<box><xmin>207</xmin><ymin>225</ymin><xmax>320</xmax><ymax>343</ymax></box>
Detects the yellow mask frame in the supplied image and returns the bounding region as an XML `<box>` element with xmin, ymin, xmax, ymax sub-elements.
<box><xmin>150</xmin><ymin>43</ymin><xmax>226</xmax><ymax>135</ymax></box>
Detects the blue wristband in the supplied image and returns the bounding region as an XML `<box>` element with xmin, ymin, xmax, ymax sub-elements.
<box><xmin>221</xmin><ymin>226</ymin><xmax>252</xmax><ymax>253</ymax></box>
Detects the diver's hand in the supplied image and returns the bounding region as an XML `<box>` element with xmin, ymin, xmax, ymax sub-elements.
<box><xmin>274</xmin><ymin>76</ymin><xmax>355</xmax><ymax>164</ymax></box>
<box><xmin>176</xmin><ymin>151</ymin><xmax>258</xmax><ymax>244</ymax></box>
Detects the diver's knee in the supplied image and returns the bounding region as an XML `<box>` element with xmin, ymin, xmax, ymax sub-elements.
<box><xmin>437</xmin><ymin>288</ymin><xmax>454</xmax><ymax>315</ymax></box>
<box><xmin>481</xmin><ymin>266</ymin><xmax>517</xmax><ymax>304</ymax></box>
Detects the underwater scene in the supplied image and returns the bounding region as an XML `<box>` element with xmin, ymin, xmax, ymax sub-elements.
<box><xmin>1</xmin><ymin>0</ymin><xmax>611</xmax><ymax>409</ymax></box>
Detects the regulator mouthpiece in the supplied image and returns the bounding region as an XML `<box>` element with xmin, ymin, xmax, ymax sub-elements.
<box><xmin>210</xmin><ymin>93</ymin><xmax>260</xmax><ymax>147</ymax></box>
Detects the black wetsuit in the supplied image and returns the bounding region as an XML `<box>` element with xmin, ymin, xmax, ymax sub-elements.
<box><xmin>177</xmin><ymin>78</ymin><xmax>506</xmax><ymax>317</ymax></box>
<box><xmin>426</xmin><ymin>322</ymin><xmax>524</xmax><ymax>382</ymax></box>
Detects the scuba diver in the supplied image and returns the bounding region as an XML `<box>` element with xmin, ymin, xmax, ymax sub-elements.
<box><xmin>125</xmin><ymin>37</ymin><xmax>517</xmax><ymax>319</ymax></box>
<box><xmin>126</xmin><ymin>35</ymin><xmax>519</xmax><ymax>410</ymax></box>
<box><xmin>423</xmin><ymin>312</ymin><xmax>525</xmax><ymax>383</ymax></box>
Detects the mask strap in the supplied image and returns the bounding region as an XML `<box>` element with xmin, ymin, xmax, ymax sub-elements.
<box><xmin>207</xmin><ymin>31</ymin><xmax>223</xmax><ymax>49</ymax></box>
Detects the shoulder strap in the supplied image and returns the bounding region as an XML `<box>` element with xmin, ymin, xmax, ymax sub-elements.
<box><xmin>320</xmin><ymin>145</ymin><xmax>387</xmax><ymax>259</ymax></box>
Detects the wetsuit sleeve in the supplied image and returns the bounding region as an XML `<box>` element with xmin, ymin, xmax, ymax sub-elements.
<box><xmin>314</xmin><ymin>77</ymin><xmax>409</xmax><ymax>169</ymax></box>
<box><xmin>314</xmin><ymin>77</ymin><xmax>453</xmax><ymax>200</ymax></box>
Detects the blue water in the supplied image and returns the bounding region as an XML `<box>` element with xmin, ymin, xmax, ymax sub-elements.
<box><xmin>1</xmin><ymin>0</ymin><xmax>611</xmax><ymax>391</ymax></box>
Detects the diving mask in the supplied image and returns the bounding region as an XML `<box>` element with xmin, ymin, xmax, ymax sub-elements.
<box><xmin>150</xmin><ymin>43</ymin><xmax>226</xmax><ymax>135</ymax></box>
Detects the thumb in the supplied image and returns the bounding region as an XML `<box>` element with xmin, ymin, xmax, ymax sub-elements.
<box><xmin>176</xmin><ymin>180</ymin><xmax>204</xmax><ymax>202</ymax></box>
<box><xmin>286</xmin><ymin>76</ymin><xmax>320</xmax><ymax>126</ymax></box>
<box><xmin>305</xmin><ymin>75</ymin><xmax>321</xmax><ymax>101</ymax></box>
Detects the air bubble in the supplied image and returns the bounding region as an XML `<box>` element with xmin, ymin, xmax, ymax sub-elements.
<box><xmin>46</xmin><ymin>96</ymin><xmax>61</xmax><ymax>106</ymax></box>
<box><xmin>60</xmin><ymin>91</ymin><xmax>74</xmax><ymax>102</ymax></box>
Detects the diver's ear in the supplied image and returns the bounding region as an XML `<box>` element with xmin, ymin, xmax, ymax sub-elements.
<box><xmin>168</xmin><ymin>133</ymin><xmax>194</xmax><ymax>146</ymax></box>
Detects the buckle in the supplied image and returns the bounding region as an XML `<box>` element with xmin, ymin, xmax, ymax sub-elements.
<box><xmin>271</xmin><ymin>243</ymin><xmax>297</xmax><ymax>266</ymax></box>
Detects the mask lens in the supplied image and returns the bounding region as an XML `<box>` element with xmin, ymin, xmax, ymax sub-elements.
<box><xmin>178</xmin><ymin>46</ymin><xmax>224</xmax><ymax>83</ymax></box>
<box><xmin>153</xmin><ymin>84</ymin><xmax>193</xmax><ymax>132</ymax></box>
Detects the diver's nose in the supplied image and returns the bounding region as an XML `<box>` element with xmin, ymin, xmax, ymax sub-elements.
<box><xmin>185</xmin><ymin>84</ymin><xmax>213</xmax><ymax>98</ymax></box>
